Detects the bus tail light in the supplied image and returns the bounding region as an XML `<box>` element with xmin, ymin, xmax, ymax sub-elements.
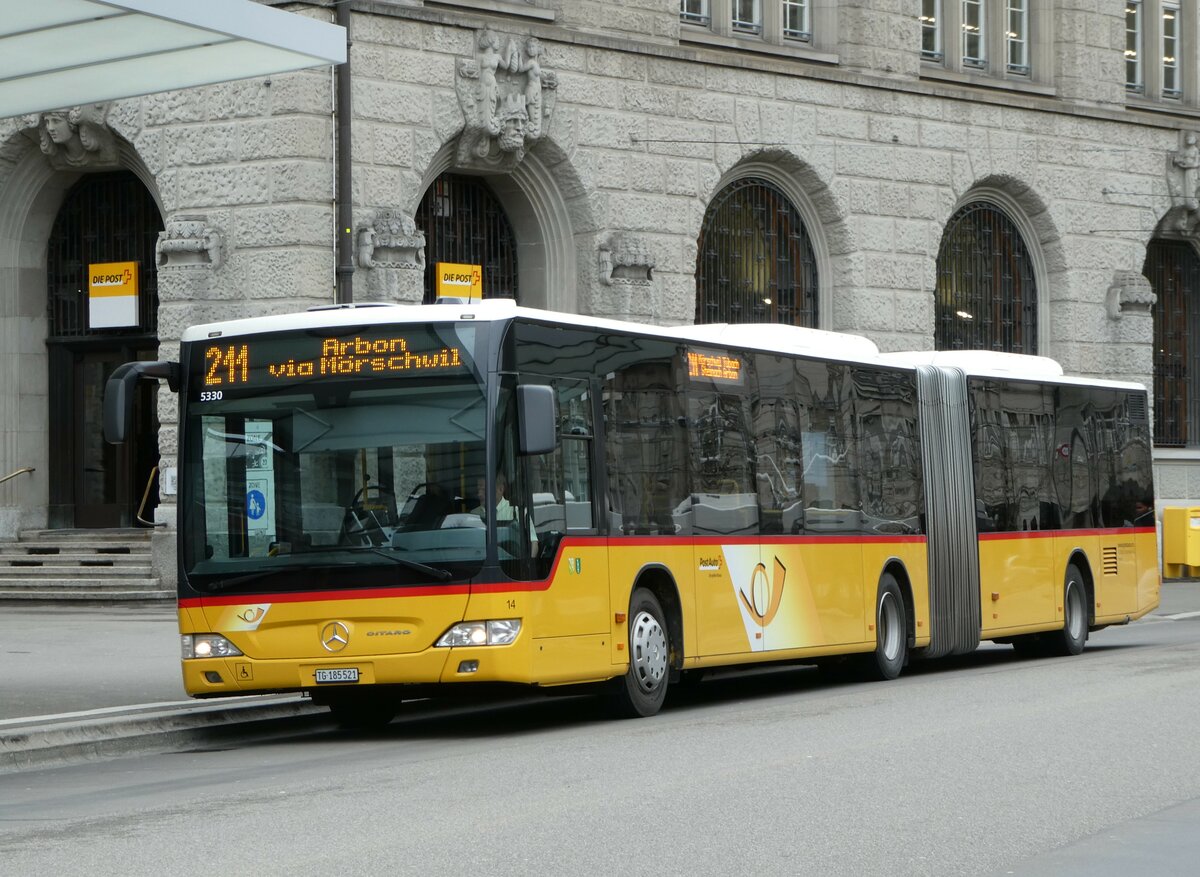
<box><xmin>435</xmin><ymin>619</ymin><xmax>521</xmax><ymax>647</ymax></box>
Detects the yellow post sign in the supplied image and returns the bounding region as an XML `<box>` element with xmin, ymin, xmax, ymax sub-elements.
<box><xmin>435</xmin><ymin>262</ymin><xmax>483</xmax><ymax>300</ymax></box>
<box><xmin>88</xmin><ymin>261</ymin><xmax>139</xmax><ymax>328</ymax></box>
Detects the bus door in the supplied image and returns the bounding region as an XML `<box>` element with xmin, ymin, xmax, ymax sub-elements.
<box><xmin>973</xmin><ymin>379</ymin><xmax>1057</xmax><ymax>632</ymax></box>
<box><xmin>685</xmin><ymin>361</ymin><xmax>767</xmax><ymax>656</ymax></box>
<box><xmin>520</xmin><ymin>378</ymin><xmax>607</xmax><ymax>637</ymax></box>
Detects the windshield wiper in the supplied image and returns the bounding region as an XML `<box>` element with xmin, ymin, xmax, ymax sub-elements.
<box><xmin>352</xmin><ymin>547</ymin><xmax>453</xmax><ymax>582</ymax></box>
<box><xmin>198</xmin><ymin>548</ymin><xmax>454</xmax><ymax>592</ymax></box>
<box><xmin>203</xmin><ymin>562</ymin><xmax>356</xmax><ymax>593</ymax></box>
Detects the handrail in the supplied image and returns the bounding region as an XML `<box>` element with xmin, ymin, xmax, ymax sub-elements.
<box><xmin>0</xmin><ymin>467</ymin><xmax>34</xmax><ymax>485</ymax></box>
<box><xmin>136</xmin><ymin>466</ymin><xmax>166</xmax><ymax>528</ymax></box>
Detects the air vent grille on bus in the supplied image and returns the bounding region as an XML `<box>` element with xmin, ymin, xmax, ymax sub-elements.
<box><xmin>1102</xmin><ymin>546</ymin><xmax>1119</xmax><ymax>577</ymax></box>
<box><xmin>1127</xmin><ymin>393</ymin><xmax>1148</xmax><ymax>423</ymax></box>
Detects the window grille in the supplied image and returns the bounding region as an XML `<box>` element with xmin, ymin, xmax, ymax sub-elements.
<box><xmin>695</xmin><ymin>177</ymin><xmax>818</xmax><ymax>327</ymax></box>
<box><xmin>934</xmin><ymin>202</ymin><xmax>1037</xmax><ymax>354</ymax></box>
<box><xmin>416</xmin><ymin>173</ymin><xmax>518</xmax><ymax>304</ymax></box>
<box><xmin>1146</xmin><ymin>239</ymin><xmax>1200</xmax><ymax>447</ymax></box>
<box><xmin>47</xmin><ymin>170</ymin><xmax>160</xmax><ymax>339</ymax></box>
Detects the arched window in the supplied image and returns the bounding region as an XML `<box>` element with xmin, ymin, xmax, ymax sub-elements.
<box><xmin>935</xmin><ymin>201</ymin><xmax>1037</xmax><ymax>353</ymax></box>
<box><xmin>1145</xmin><ymin>238</ymin><xmax>1200</xmax><ymax>447</ymax></box>
<box><xmin>695</xmin><ymin>176</ymin><xmax>818</xmax><ymax>326</ymax></box>
<box><xmin>416</xmin><ymin>172</ymin><xmax>518</xmax><ymax>303</ymax></box>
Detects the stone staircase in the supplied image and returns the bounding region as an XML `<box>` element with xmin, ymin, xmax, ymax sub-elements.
<box><xmin>0</xmin><ymin>529</ymin><xmax>172</xmax><ymax>602</ymax></box>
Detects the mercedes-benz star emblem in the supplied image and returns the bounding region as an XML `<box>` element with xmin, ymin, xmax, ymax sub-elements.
<box><xmin>320</xmin><ymin>621</ymin><xmax>350</xmax><ymax>653</ymax></box>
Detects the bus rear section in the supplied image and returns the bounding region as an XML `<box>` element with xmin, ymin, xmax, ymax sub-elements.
<box><xmin>899</xmin><ymin>354</ymin><xmax>1160</xmax><ymax>659</ymax></box>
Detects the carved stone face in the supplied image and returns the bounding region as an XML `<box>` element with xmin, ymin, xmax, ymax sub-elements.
<box><xmin>499</xmin><ymin>113</ymin><xmax>526</xmax><ymax>152</ymax></box>
<box><xmin>526</xmin><ymin>37</ymin><xmax>542</xmax><ymax>59</ymax></box>
<box><xmin>44</xmin><ymin>113</ymin><xmax>74</xmax><ymax>144</ymax></box>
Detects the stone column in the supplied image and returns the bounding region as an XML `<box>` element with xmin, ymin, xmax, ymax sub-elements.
<box><xmin>152</xmin><ymin>215</ymin><xmax>224</xmax><ymax>590</ymax></box>
<box><xmin>1105</xmin><ymin>269</ymin><xmax>1156</xmax><ymax>393</ymax></box>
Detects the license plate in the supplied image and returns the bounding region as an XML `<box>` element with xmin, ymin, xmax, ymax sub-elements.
<box><xmin>315</xmin><ymin>668</ymin><xmax>359</xmax><ymax>684</ymax></box>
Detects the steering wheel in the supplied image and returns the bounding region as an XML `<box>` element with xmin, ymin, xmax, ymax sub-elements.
<box><xmin>339</xmin><ymin>484</ymin><xmax>398</xmax><ymax>546</ymax></box>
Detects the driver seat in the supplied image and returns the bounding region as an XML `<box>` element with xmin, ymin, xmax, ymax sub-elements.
<box><xmin>399</xmin><ymin>484</ymin><xmax>451</xmax><ymax>531</ymax></box>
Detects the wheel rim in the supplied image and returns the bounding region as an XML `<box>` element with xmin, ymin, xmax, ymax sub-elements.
<box><xmin>1066</xmin><ymin>580</ymin><xmax>1084</xmax><ymax>640</ymax></box>
<box><xmin>878</xmin><ymin>592</ymin><xmax>902</xmax><ymax>662</ymax></box>
<box><xmin>630</xmin><ymin>609</ymin><xmax>668</xmax><ymax>693</ymax></box>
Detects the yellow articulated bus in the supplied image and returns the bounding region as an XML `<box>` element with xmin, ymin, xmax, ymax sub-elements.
<box><xmin>103</xmin><ymin>300</ymin><xmax>1159</xmax><ymax>726</ymax></box>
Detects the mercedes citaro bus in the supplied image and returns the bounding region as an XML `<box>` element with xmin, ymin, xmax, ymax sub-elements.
<box><xmin>104</xmin><ymin>299</ymin><xmax>1160</xmax><ymax>726</ymax></box>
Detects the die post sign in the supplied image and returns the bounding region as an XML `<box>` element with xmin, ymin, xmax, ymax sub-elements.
<box><xmin>435</xmin><ymin>262</ymin><xmax>482</xmax><ymax>300</ymax></box>
<box><xmin>88</xmin><ymin>261</ymin><xmax>139</xmax><ymax>328</ymax></box>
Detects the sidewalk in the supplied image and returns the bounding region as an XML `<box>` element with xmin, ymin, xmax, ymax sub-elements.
<box><xmin>2</xmin><ymin>581</ymin><xmax>1199</xmax><ymax>771</ymax></box>
<box><xmin>0</xmin><ymin>603</ymin><xmax>324</xmax><ymax>771</ymax></box>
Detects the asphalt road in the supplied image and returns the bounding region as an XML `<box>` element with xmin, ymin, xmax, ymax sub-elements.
<box><xmin>2</xmin><ymin>612</ymin><xmax>1199</xmax><ymax>875</ymax></box>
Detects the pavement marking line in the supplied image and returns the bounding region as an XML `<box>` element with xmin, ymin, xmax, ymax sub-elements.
<box><xmin>1164</xmin><ymin>610</ymin><xmax>1200</xmax><ymax>621</ymax></box>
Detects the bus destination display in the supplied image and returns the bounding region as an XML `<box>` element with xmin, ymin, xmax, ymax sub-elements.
<box><xmin>687</xmin><ymin>348</ymin><xmax>743</xmax><ymax>385</ymax></box>
<box><xmin>202</xmin><ymin>333</ymin><xmax>467</xmax><ymax>390</ymax></box>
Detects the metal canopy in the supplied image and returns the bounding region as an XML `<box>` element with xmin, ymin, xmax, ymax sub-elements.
<box><xmin>0</xmin><ymin>0</ymin><xmax>346</xmax><ymax>117</ymax></box>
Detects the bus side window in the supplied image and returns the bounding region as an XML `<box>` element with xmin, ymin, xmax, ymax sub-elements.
<box><xmin>530</xmin><ymin>380</ymin><xmax>596</xmax><ymax>574</ymax></box>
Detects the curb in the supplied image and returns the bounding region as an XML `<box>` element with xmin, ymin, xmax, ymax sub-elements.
<box><xmin>0</xmin><ymin>696</ymin><xmax>330</xmax><ymax>773</ymax></box>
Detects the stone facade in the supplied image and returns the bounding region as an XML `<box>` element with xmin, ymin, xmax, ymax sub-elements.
<box><xmin>0</xmin><ymin>0</ymin><xmax>1196</xmax><ymax>562</ymax></box>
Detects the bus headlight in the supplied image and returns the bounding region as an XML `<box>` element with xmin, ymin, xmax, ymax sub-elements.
<box><xmin>182</xmin><ymin>634</ymin><xmax>244</xmax><ymax>659</ymax></box>
<box><xmin>435</xmin><ymin>619</ymin><xmax>522</xmax><ymax>647</ymax></box>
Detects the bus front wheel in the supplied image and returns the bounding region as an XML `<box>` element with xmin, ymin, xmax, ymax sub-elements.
<box><xmin>610</xmin><ymin>588</ymin><xmax>671</xmax><ymax>718</ymax></box>
<box><xmin>322</xmin><ymin>694</ymin><xmax>397</xmax><ymax>731</ymax></box>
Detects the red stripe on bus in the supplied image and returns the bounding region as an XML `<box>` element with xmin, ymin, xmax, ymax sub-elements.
<box><xmin>611</xmin><ymin>534</ymin><xmax>927</xmax><ymax>547</ymax></box>
<box><xmin>978</xmin><ymin>526</ymin><xmax>1155</xmax><ymax>541</ymax></box>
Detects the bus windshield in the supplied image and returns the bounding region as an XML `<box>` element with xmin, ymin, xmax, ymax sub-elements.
<box><xmin>180</xmin><ymin>323</ymin><xmax>489</xmax><ymax>592</ymax></box>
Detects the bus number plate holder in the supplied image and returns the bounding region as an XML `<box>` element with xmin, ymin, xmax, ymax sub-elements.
<box><xmin>315</xmin><ymin>668</ymin><xmax>359</xmax><ymax>684</ymax></box>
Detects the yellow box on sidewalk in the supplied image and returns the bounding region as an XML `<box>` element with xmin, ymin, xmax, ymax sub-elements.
<box><xmin>1163</xmin><ymin>506</ymin><xmax>1200</xmax><ymax>578</ymax></box>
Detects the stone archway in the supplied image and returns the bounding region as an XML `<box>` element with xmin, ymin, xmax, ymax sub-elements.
<box><xmin>0</xmin><ymin>123</ymin><xmax>164</xmax><ymax>536</ymax></box>
<box><xmin>413</xmin><ymin>137</ymin><xmax>590</xmax><ymax>314</ymax></box>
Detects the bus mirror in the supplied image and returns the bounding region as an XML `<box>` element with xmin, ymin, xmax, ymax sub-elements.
<box><xmin>103</xmin><ymin>361</ymin><xmax>180</xmax><ymax>445</ymax></box>
<box><xmin>517</xmin><ymin>384</ymin><xmax>556</xmax><ymax>455</ymax></box>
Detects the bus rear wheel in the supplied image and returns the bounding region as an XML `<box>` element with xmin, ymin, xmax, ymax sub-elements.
<box><xmin>860</xmin><ymin>573</ymin><xmax>907</xmax><ymax>681</ymax></box>
<box><xmin>1045</xmin><ymin>563</ymin><xmax>1088</xmax><ymax>657</ymax></box>
<box><xmin>610</xmin><ymin>588</ymin><xmax>671</xmax><ymax>718</ymax></box>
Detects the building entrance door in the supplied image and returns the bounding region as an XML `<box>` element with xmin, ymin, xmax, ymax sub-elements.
<box><xmin>45</xmin><ymin>170</ymin><xmax>162</xmax><ymax>529</ymax></box>
<box><xmin>55</xmin><ymin>344</ymin><xmax>159</xmax><ymax>528</ymax></box>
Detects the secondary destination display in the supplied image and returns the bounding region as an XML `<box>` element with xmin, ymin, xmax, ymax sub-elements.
<box><xmin>199</xmin><ymin>328</ymin><xmax>471</xmax><ymax>392</ymax></box>
<box><xmin>687</xmin><ymin>348</ymin><xmax>744</xmax><ymax>385</ymax></box>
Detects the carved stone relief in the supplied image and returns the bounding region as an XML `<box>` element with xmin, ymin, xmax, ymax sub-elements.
<box><xmin>1106</xmin><ymin>270</ymin><xmax>1155</xmax><ymax>320</ymax></box>
<box><xmin>454</xmin><ymin>28</ymin><xmax>557</xmax><ymax>172</ymax></box>
<box><xmin>156</xmin><ymin>216</ymin><xmax>223</xmax><ymax>271</ymax></box>
<box><xmin>593</xmin><ymin>234</ymin><xmax>658</xmax><ymax>320</ymax></box>
<box><xmin>30</xmin><ymin>104</ymin><xmax>118</xmax><ymax>169</ymax></box>
<box><xmin>356</xmin><ymin>209</ymin><xmax>426</xmax><ymax>303</ymax></box>
<box><xmin>598</xmin><ymin>235</ymin><xmax>656</xmax><ymax>286</ymax></box>
<box><xmin>1167</xmin><ymin>130</ymin><xmax>1200</xmax><ymax>233</ymax></box>
<box><xmin>155</xmin><ymin>215</ymin><xmax>224</xmax><ymax>304</ymax></box>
